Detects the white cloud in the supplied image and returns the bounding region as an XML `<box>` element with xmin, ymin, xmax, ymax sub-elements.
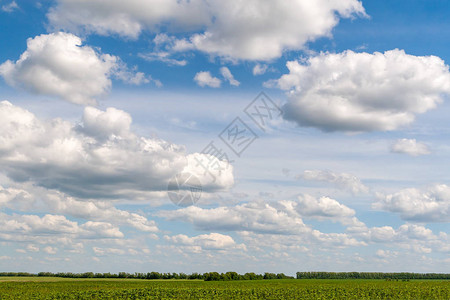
<box><xmin>375</xmin><ymin>249</ymin><xmax>398</xmax><ymax>259</ymax></box>
<box><xmin>48</xmin><ymin>0</ymin><xmax>366</xmax><ymax>60</ymax></box>
<box><xmin>252</xmin><ymin>64</ymin><xmax>268</xmax><ymax>76</ymax></box>
<box><xmin>159</xmin><ymin>196</ymin><xmax>363</xmax><ymax>234</ymax></box>
<box><xmin>1</xmin><ymin>1</ymin><xmax>18</xmax><ymax>12</ymax></box>
<box><xmin>81</xmin><ymin>106</ymin><xmax>132</xmax><ymax>139</ymax></box>
<box><xmin>360</xmin><ymin>224</ymin><xmax>442</xmax><ymax>246</ymax></box>
<box><xmin>220</xmin><ymin>67</ymin><xmax>240</xmax><ymax>86</ymax></box>
<box><xmin>0</xmin><ymin>33</ymin><xmax>114</xmax><ymax>105</ymax></box>
<box><xmin>363</xmin><ymin>226</ymin><xmax>397</xmax><ymax>243</ymax></box>
<box><xmin>0</xmin><ymin>32</ymin><xmax>150</xmax><ymax>105</ymax></box>
<box><xmin>300</xmin><ymin>170</ymin><xmax>369</xmax><ymax>194</ymax></box>
<box><xmin>194</xmin><ymin>71</ymin><xmax>221</xmax><ymax>88</ymax></box>
<box><xmin>0</xmin><ymin>212</ymin><xmax>123</xmax><ymax>242</ymax></box>
<box><xmin>279</xmin><ymin>195</ymin><xmax>365</xmax><ymax>230</ymax></box>
<box><xmin>164</xmin><ymin>233</ymin><xmax>245</xmax><ymax>252</ymax></box>
<box><xmin>0</xmin><ymin>102</ymin><xmax>233</xmax><ymax>200</ymax></box>
<box><xmin>43</xmin><ymin>190</ymin><xmax>159</xmax><ymax>232</ymax></box>
<box><xmin>391</xmin><ymin>139</ymin><xmax>430</xmax><ymax>156</ymax></box>
<box><xmin>311</xmin><ymin>230</ymin><xmax>364</xmax><ymax>247</ymax></box>
<box><xmin>346</xmin><ymin>222</ymin><xmax>448</xmax><ymax>256</ymax></box>
<box><xmin>273</xmin><ymin>50</ymin><xmax>450</xmax><ymax>132</ymax></box>
<box><xmin>159</xmin><ymin>197</ymin><xmax>366</xmax><ymax>248</ymax></box>
<box><xmin>113</xmin><ymin>65</ymin><xmax>149</xmax><ymax>86</ymax></box>
<box><xmin>0</xmin><ymin>186</ymin><xmax>33</xmax><ymax>209</ymax></box>
<box><xmin>374</xmin><ymin>184</ymin><xmax>450</xmax><ymax>222</ymax></box>
<box><xmin>184</xmin><ymin>154</ymin><xmax>234</xmax><ymax>191</ymax></box>
<box><xmin>26</xmin><ymin>244</ymin><xmax>40</xmax><ymax>252</ymax></box>
<box><xmin>159</xmin><ymin>201</ymin><xmax>307</xmax><ymax>235</ymax></box>
<box><xmin>293</xmin><ymin>195</ymin><xmax>355</xmax><ymax>219</ymax></box>
<box><xmin>398</xmin><ymin>224</ymin><xmax>435</xmax><ymax>240</ymax></box>
<box><xmin>188</xmin><ymin>0</ymin><xmax>366</xmax><ymax>61</ymax></box>
<box><xmin>80</xmin><ymin>221</ymin><xmax>124</xmax><ymax>239</ymax></box>
<box><xmin>43</xmin><ymin>246</ymin><xmax>57</xmax><ymax>254</ymax></box>
<box><xmin>139</xmin><ymin>52</ymin><xmax>187</xmax><ymax>67</ymax></box>
<box><xmin>237</xmin><ymin>232</ymin><xmax>309</xmax><ymax>253</ymax></box>
<box><xmin>47</xmin><ymin>0</ymin><xmax>212</xmax><ymax>39</ymax></box>
<box><xmin>138</xmin><ymin>34</ymin><xmax>190</xmax><ymax>66</ymax></box>
<box><xmin>93</xmin><ymin>247</ymin><xmax>126</xmax><ymax>256</ymax></box>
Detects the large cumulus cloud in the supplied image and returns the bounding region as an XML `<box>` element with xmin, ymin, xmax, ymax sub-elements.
<box><xmin>0</xmin><ymin>101</ymin><xmax>233</xmax><ymax>200</ymax></box>
<box><xmin>273</xmin><ymin>49</ymin><xmax>450</xmax><ymax>132</ymax></box>
<box><xmin>47</xmin><ymin>0</ymin><xmax>366</xmax><ymax>60</ymax></box>
<box><xmin>0</xmin><ymin>32</ymin><xmax>150</xmax><ymax>105</ymax></box>
<box><xmin>374</xmin><ymin>184</ymin><xmax>450</xmax><ymax>222</ymax></box>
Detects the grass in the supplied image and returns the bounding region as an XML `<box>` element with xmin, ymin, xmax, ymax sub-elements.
<box><xmin>0</xmin><ymin>277</ymin><xmax>448</xmax><ymax>299</ymax></box>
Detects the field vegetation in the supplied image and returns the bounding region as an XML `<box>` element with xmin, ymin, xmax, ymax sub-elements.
<box><xmin>0</xmin><ymin>276</ymin><xmax>449</xmax><ymax>299</ymax></box>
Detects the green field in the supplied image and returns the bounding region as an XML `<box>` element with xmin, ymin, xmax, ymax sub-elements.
<box><xmin>0</xmin><ymin>277</ymin><xmax>449</xmax><ymax>299</ymax></box>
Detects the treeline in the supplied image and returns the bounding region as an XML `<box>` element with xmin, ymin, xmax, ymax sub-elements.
<box><xmin>0</xmin><ymin>272</ymin><xmax>293</xmax><ymax>281</ymax></box>
<box><xmin>1</xmin><ymin>271</ymin><xmax>448</xmax><ymax>280</ymax></box>
<box><xmin>203</xmin><ymin>272</ymin><xmax>294</xmax><ymax>281</ymax></box>
<box><xmin>296</xmin><ymin>272</ymin><xmax>450</xmax><ymax>280</ymax></box>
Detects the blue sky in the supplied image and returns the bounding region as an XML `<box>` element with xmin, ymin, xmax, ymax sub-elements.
<box><xmin>0</xmin><ymin>0</ymin><xmax>449</xmax><ymax>274</ymax></box>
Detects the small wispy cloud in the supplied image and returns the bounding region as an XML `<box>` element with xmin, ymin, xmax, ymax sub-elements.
<box><xmin>253</xmin><ymin>64</ymin><xmax>268</xmax><ymax>76</ymax></box>
<box><xmin>2</xmin><ymin>1</ymin><xmax>19</xmax><ymax>13</ymax></box>
<box><xmin>391</xmin><ymin>139</ymin><xmax>430</xmax><ymax>156</ymax></box>
<box><xmin>194</xmin><ymin>71</ymin><xmax>221</xmax><ymax>88</ymax></box>
<box><xmin>220</xmin><ymin>67</ymin><xmax>240</xmax><ymax>86</ymax></box>
<box><xmin>139</xmin><ymin>52</ymin><xmax>187</xmax><ymax>67</ymax></box>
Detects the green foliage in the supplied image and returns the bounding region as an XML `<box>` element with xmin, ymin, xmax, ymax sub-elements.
<box><xmin>0</xmin><ymin>271</ymin><xmax>292</xmax><ymax>281</ymax></box>
<box><xmin>0</xmin><ymin>278</ymin><xmax>448</xmax><ymax>299</ymax></box>
<box><xmin>1</xmin><ymin>271</ymin><xmax>449</xmax><ymax>282</ymax></box>
<box><xmin>296</xmin><ymin>272</ymin><xmax>450</xmax><ymax>280</ymax></box>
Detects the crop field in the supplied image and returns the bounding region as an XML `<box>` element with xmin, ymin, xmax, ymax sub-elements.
<box><xmin>0</xmin><ymin>277</ymin><xmax>449</xmax><ymax>299</ymax></box>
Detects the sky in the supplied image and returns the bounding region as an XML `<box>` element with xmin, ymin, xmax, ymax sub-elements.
<box><xmin>0</xmin><ymin>0</ymin><xmax>449</xmax><ymax>275</ymax></box>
